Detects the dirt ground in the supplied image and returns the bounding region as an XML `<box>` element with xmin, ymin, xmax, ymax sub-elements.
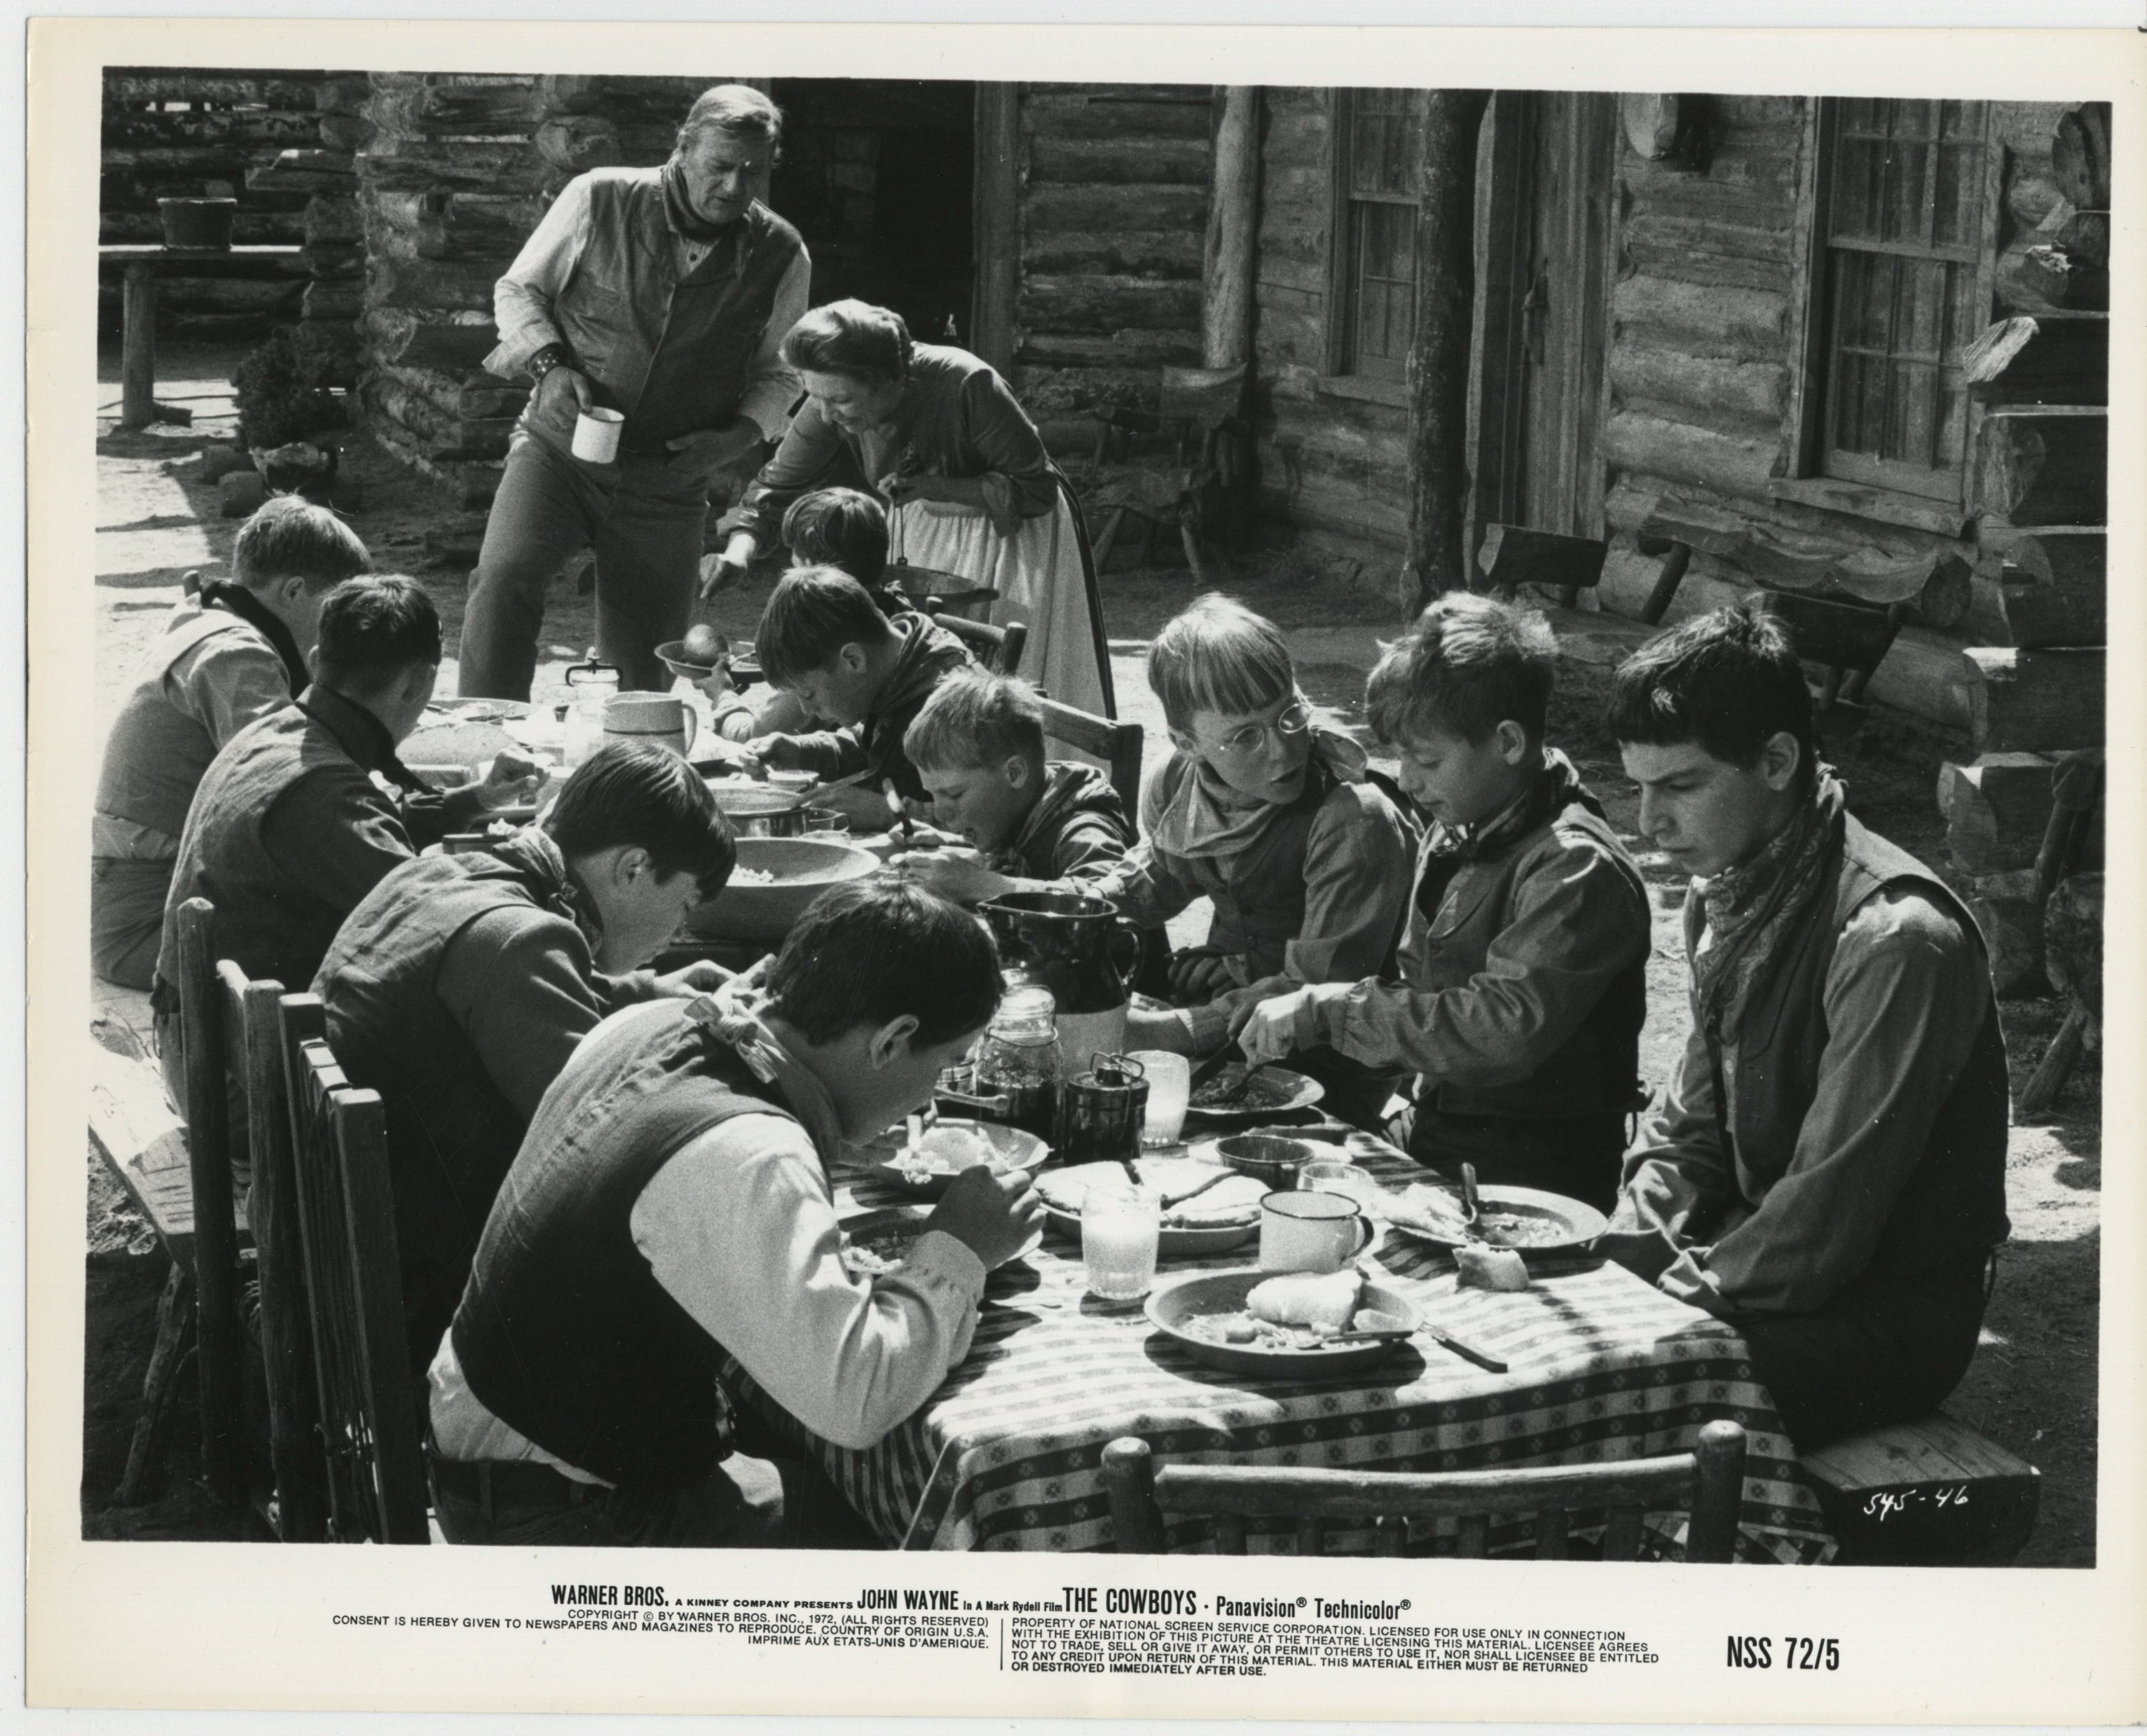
<box><xmin>83</xmin><ymin>342</ymin><xmax>2099</xmax><ymax>1563</ymax></box>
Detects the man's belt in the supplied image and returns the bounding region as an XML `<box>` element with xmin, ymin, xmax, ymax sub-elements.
<box><xmin>425</xmin><ymin>1444</ymin><xmax>600</xmax><ymax>1515</ymax></box>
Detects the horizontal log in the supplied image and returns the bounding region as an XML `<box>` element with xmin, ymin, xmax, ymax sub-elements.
<box><xmin>1028</xmin><ymin>135</ymin><xmax>1210</xmax><ymax>186</ymax></box>
<box><xmin>1962</xmin><ymin>315</ymin><xmax>2108</xmax><ymax>406</ymax></box>
<box><xmin>316</xmin><ymin>112</ymin><xmax>375</xmax><ymax>154</ymax></box>
<box><xmin>1023</xmin><ymin>230</ymin><xmax>1204</xmax><ymax>279</ymax></box>
<box><xmin>1600</xmin><ymin>409</ymin><xmax>1780</xmax><ymax>497</ymax></box>
<box><xmin>100</xmin><ymin>209</ymin><xmax>308</xmax><ymax>246</ymax></box>
<box><xmin>1008</xmin><ymin>364</ymin><xmax>1162</xmax><ymax>417</ymax></box>
<box><xmin>2003</xmin><ymin>164</ymin><xmax>2068</xmax><ymax>233</ymax></box>
<box><xmin>1608</xmin><ymin>342</ymin><xmax>1788</xmax><ymax>425</ymax></box>
<box><xmin>1015</xmin><ymin>330</ymin><xmax>1204</xmax><ymax>368</ymax></box>
<box><xmin>1022</xmin><ymin>94</ymin><xmax>1213</xmax><ymax>139</ymax></box>
<box><xmin>302</xmin><ymin>279</ymin><xmax>364</xmax><ymax>321</ymax></box>
<box><xmin>1620</xmin><ymin>155</ymin><xmax>1801</xmax><ymax>222</ymax></box>
<box><xmin>102</xmin><ymin>109</ymin><xmax>322</xmax><ymax>149</ymax></box>
<box><xmin>364</xmin><ymin>254</ymin><xmax>500</xmax><ymax>314</ymax></box>
<box><xmin>369</xmin><ymin>80</ymin><xmax>545</xmax><ymax>137</ymax></box>
<box><xmin>95</xmin><ymin>249</ymin><xmax>309</xmax><ymax>282</ymax></box>
<box><xmin>359</xmin><ymin>137</ymin><xmax>551</xmax><ymax>193</ymax></box>
<box><xmin>1762</xmin><ymin>589</ymin><xmax>1898</xmax><ymax>674</ymax></box>
<box><xmin>1027</xmin><ymin>83</ymin><xmax>1211</xmax><ymax>100</ymax></box>
<box><xmin>1610</xmin><ymin>275</ymin><xmax>1788</xmax><ymax>352</ymax></box>
<box><xmin>303</xmin><ymin>194</ymin><xmax>364</xmax><ymax>244</ymax></box>
<box><xmin>359</xmin><ymin>375</ymin><xmax>516</xmax><ymax>462</ymax></box>
<box><xmin>1979</xmin><ymin>525</ymin><xmax>2103</xmax><ymax>592</ymax></box>
<box><xmin>104</xmin><ymin>72</ymin><xmax>323</xmax><ymax>107</ymax></box>
<box><xmin>99</xmin><ymin>143</ymin><xmax>262</xmax><ymax>176</ymax></box>
<box><xmin>153</xmin><ymin>276</ymin><xmax>304</xmax><ymax>313</ymax></box>
<box><xmin>373</xmin><ymin>362</ymin><xmax>528</xmax><ymax>422</ymax></box>
<box><xmin>246</xmin><ymin>163</ymin><xmax>357</xmax><ymax>195</ymax></box>
<box><xmin>1938</xmin><ymin>752</ymin><xmax>2056</xmax><ymax>874</ymax></box>
<box><xmin>366</xmin><ymin>420</ymin><xmax>503</xmax><ymax>509</ymax></box>
<box><xmin>535</xmin><ymin>114</ymin><xmax>621</xmax><ymax>175</ymax></box>
<box><xmin>1025</xmin><ymin>184</ymin><xmax>1207</xmax><ymax>233</ymax></box>
<box><xmin>2052</xmin><ymin>104</ymin><xmax>2112</xmax><ymax>211</ymax></box>
<box><xmin>301</xmin><ymin>240</ymin><xmax>363</xmax><ymax>279</ymax></box>
<box><xmin>316</xmin><ymin>74</ymin><xmax>371</xmax><ymax>117</ymax></box>
<box><xmin>1976</xmin><ymin>408</ymin><xmax>2107</xmax><ymax>527</ymax></box>
<box><xmin>1995</xmin><ymin>242</ymin><xmax>2104</xmax><ymax>313</ymax></box>
<box><xmin>1017</xmin><ymin>275</ymin><xmax>1202</xmax><ymax>336</ymax></box>
<box><xmin>359</xmin><ymin>308</ymin><xmax>500</xmax><ymax>371</ymax></box>
<box><xmin>1961</xmin><ymin>647</ymin><xmax>2105</xmax><ymax>753</ymax></box>
<box><xmin>1996</xmin><ymin>562</ymin><xmax>2104</xmax><ymax>649</ymax></box>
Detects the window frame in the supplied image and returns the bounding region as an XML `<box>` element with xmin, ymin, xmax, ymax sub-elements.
<box><xmin>1322</xmin><ymin>87</ymin><xmax>1423</xmax><ymax>404</ymax></box>
<box><xmin>1776</xmin><ymin>96</ymin><xmax>2005</xmax><ymax>535</ymax></box>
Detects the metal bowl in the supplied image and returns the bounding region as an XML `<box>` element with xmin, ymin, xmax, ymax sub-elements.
<box><xmin>885</xmin><ymin>563</ymin><xmax>999</xmax><ymax>621</ymax></box>
<box><xmin>685</xmin><ymin>836</ymin><xmax>879</xmax><ymax>944</ymax></box>
<box><xmin>709</xmin><ymin>784</ymin><xmax>833</xmax><ymax>839</ymax></box>
<box><xmin>1209</xmin><ymin>1132</ymin><xmax>1324</xmax><ymax>1190</ymax></box>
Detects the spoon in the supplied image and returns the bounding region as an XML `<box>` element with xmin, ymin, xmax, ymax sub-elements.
<box><xmin>1460</xmin><ymin>1161</ymin><xmax>1483</xmax><ymax>1232</ymax></box>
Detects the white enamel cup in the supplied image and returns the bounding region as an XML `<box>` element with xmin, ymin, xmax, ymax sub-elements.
<box><xmin>571</xmin><ymin>406</ymin><xmax>625</xmax><ymax>463</ymax></box>
<box><xmin>602</xmin><ymin>692</ymin><xmax>699</xmax><ymax>759</ymax></box>
<box><xmin>1256</xmin><ymin>1189</ymin><xmax>1373</xmax><ymax>1274</ymax></box>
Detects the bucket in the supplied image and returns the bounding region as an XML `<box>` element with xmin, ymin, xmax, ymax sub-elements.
<box><xmin>159</xmin><ymin>198</ymin><xmax>238</xmax><ymax>252</ymax></box>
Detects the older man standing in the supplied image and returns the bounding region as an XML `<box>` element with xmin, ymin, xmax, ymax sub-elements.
<box><xmin>458</xmin><ymin>84</ymin><xmax>810</xmax><ymax>699</ymax></box>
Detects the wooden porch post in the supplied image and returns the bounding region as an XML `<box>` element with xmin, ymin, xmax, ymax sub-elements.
<box><xmin>970</xmin><ymin>84</ymin><xmax>1022</xmax><ymax>375</ymax></box>
<box><xmin>1401</xmin><ymin>90</ymin><xmax>1492</xmax><ymax>614</ymax></box>
<box><xmin>1202</xmin><ymin>86</ymin><xmax>1261</xmax><ymax>369</ymax></box>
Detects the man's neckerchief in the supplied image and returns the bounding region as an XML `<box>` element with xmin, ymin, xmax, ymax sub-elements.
<box><xmin>1148</xmin><ymin>705</ymin><xmax>1369</xmax><ymax>864</ymax></box>
<box><xmin>199</xmin><ymin>579</ymin><xmax>308</xmax><ymax>696</ymax></box>
<box><xmin>1689</xmin><ymin>766</ymin><xmax>1848</xmax><ymax>1051</ymax></box>
<box><xmin>1412</xmin><ymin>748</ymin><xmax>1596</xmax><ymax>923</ymax></box>
<box><xmin>294</xmin><ymin>684</ymin><xmax>436</xmax><ymax>800</ymax></box>
<box><xmin>661</xmin><ymin>158</ymin><xmax>742</xmax><ymax>246</ymax></box>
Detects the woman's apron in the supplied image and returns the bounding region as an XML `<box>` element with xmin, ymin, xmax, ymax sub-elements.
<box><xmin>887</xmin><ymin>476</ymin><xmax>1115</xmax><ymax>722</ymax></box>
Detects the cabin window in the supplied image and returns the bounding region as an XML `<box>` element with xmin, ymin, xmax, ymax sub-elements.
<box><xmin>1810</xmin><ymin>98</ymin><xmax>1996</xmax><ymax>504</ymax></box>
<box><xmin>1331</xmin><ymin>88</ymin><xmax>1423</xmax><ymax>385</ymax></box>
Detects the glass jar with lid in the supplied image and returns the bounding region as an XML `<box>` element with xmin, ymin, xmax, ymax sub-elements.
<box><xmin>973</xmin><ymin>980</ymin><xmax>1062</xmax><ymax>1139</ymax></box>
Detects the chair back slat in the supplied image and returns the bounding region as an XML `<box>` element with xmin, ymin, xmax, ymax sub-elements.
<box><xmin>1106</xmin><ymin>1424</ymin><xmax>1749</xmax><ymax>1562</ymax></box>
<box><xmin>174</xmin><ymin>899</ymin><xmax>245</xmax><ymax>1507</ymax></box>
<box><xmin>279</xmin><ymin>993</ymin><xmax>428</xmax><ymax>1544</ymax></box>
<box><xmin>933</xmin><ymin>612</ymin><xmax>1027</xmax><ymax>677</ymax></box>
<box><xmin>234</xmin><ymin>980</ymin><xmax>327</xmax><ymax>1541</ymax></box>
<box><xmin>1036</xmin><ymin>696</ymin><xmax>1144</xmax><ymax>833</ymax></box>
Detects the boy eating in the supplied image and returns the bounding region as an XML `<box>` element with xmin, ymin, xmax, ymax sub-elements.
<box><xmin>1103</xmin><ymin>594</ymin><xmax>1418</xmax><ymax>1127</ymax></box>
<box><xmin>895</xmin><ymin>669</ymin><xmax>1132</xmax><ymax>897</ymax></box>
<box><xmin>740</xmin><ymin>565</ymin><xmax>973</xmax><ymax>825</ymax></box>
<box><xmin>1233</xmin><ymin>593</ymin><xmax>1649</xmax><ymax>1207</ymax></box>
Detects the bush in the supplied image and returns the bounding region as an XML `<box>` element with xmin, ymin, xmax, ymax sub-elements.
<box><xmin>231</xmin><ymin>327</ymin><xmax>346</xmax><ymax>450</ymax></box>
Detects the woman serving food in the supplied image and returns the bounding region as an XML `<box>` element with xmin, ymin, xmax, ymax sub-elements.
<box><xmin>705</xmin><ymin>299</ymin><xmax>1115</xmax><ymax>720</ymax></box>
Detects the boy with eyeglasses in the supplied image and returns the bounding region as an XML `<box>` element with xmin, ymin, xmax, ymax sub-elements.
<box><xmin>1102</xmin><ymin>595</ymin><xmax>1418</xmax><ymax>1127</ymax></box>
<box><xmin>1232</xmin><ymin>594</ymin><xmax>1649</xmax><ymax>1208</ymax></box>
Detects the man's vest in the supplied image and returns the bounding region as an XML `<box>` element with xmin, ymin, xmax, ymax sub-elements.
<box><xmin>1698</xmin><ymin>814</ymin><xmax>2012</xmax><ymax>1277</ymax></box>
<box><xmin>518</xmin><ymin>171</ymin><xmax>805</xmax><ymax>454</ymax></box>
<box><xmin>451</xmin><ymin>1003</ymin><xmax>793</xmax><ymax>1491</ymax></box>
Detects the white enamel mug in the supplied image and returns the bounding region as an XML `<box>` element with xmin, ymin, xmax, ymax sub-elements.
<box><xmin>1257</xmin><ymin>1189</ymin><xmax>1373</xmax><ymax>1274</ymax></box>
<box><xmin>571</xmin><ymin>406</ymin><xmax>625</xmax><ymax>464</ymax></box>
<box><xmin>602</xmin><ymin>692</ymin><xmax>699</xmax><ymax>759</ymax></box>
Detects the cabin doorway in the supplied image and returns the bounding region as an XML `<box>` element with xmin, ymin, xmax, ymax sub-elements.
<box><xmin>767</xmin><ymin>79</ymin><xmax>976</xmax><ymax>346</ymax></box>
<box><xmin>1472</xmin><ymin>90</ymin><xmax>1619</xmax><ymax>558</ymax></box>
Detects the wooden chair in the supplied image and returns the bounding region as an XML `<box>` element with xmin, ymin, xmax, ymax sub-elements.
<box><xmin>221</xmin><ymin>966</ymin><xmax>327</xmax><ymax>1541</ymax></box>
<box><xmin>1086</xmin><ymin>364</ymin><xmax>1249</xmax><ymax>584</ymax></box>
<box><xmin>1759</xmin><ymin>589</ymin><xmax>1905</xmax><ymax>717</ymax></box>
<box><xmin>1102</xmin><ymin>1421</ymin><xmax>1747</xmax><ymax>1562</ymax></box>
<box><xmin>1476</xmin><ymin>524</ymin><xmax>1611</xmax><ymax>611</ymax></box>
<box><xmin>1036</xmin><ymin>694</ymin><xmax>1145</xmax><ymax>831</ymax></box>
<box><xmin>278</xmin><ymin>992</ymin><xmax>430</xmax><ymax>1543</ymax></box>
<box><xmin>935</xmin><ymin>611</ymin><xmax>1028</xmax><ymax>678</ymax></box>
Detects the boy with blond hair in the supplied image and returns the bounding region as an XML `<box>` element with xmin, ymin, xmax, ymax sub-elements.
<box><xmin>1234</xmin><ymin>593</ymin><xmax>1649</xmax><ymax>1206</ymax></box>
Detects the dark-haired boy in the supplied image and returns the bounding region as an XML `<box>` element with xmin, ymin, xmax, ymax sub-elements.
<box><xmin>741</xmin><ymin>565</ymin><xmax>973</xmax><ymax>825</ymax></box>
<box><xmin>92</xmin><ymin>497</ymin><xmax>373</xmax><ymax>988</ymax></box>
<box><xmin>1232</xmin><ymin>593</ymin><xmax>1649</xmax><ymax>1208</ymax></box>
<box><xmin>894</xmin><ymin>670</ymin><xmax>1132</xmax><ymax>900</ymax></box>
<box><xmin>1596</xmin><ymin>603</ymin><xmax>2009</xmax><ymax>1449</ymax></box>
<box><xmin>153</xmin><ymin>577</ymin><xmax>544</xmax><ymax>1094</ymax></box>
<box><xmin>427</xmin><ymin>880</ymin><xmax>1043</xmax><ymax>1548</ymax></box>
<box><xmin>315</xmin><ymin>743</ymin><xmax>738</xmax><ymax>1366</ymax></box>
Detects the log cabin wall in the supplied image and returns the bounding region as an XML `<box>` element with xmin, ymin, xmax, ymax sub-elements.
<box><xmin>100</xmin><ymin>68</ymin><xmax>360</xmax><ymax>347</ymax></box>
<box><xmin>1010</xmin><ymin>83</ymin><xmax>1212</xmax><ymax>422</ymax></box>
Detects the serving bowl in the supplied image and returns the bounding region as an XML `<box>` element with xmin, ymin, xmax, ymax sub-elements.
<box><xmin>685</xmin><ymin>836</ymin><xmax>879</xmax><ymax>944</ymax></box>
<box><xmin>862</xmin><ymin>1119</ymin><xmax>1050</xmax><ymax>1199</ymax></box>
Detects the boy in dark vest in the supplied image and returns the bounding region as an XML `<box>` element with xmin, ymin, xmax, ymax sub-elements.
<box><xmin>1106</xmin><ymin>595</ymin><xmax>1419</xmax><ymax>1126</ymax></box>
<box><xmin>152</xmin><ymin>578</ymin><xmax>542</xmax><ymax>1115</ymax></box>
<box><xmin>427</xmin><ymin>881</ymin><xmax>1042</xmax><ymax>1548</ymax></box>
<box><xmin>1233</xmin><ymin>594</ymin><xmax>1649</xmax><ymax>1210</ymax></box>
<box><xmin>92</xmin><ymin>497</ymin><xmax>371</xmax><ymax>988</ymax></box>
<box><xmin>460</xmin><ymin>85</ymin><xmax>809</xmax><ymax>697</ymax></box>
<box><xmin>315</xmin><ymin>743</ymin><xmax>736</xmax><ymax>1370</ymax></box>
<box><xmin>895</xmin><ymin>669</ymin><xmax>1132</xmax><ymax>898</ymax></box>
<box><xmin>1596</xmin><ymin>604</ymin><xmax>2010</xmax><ymax>1450</ymax></box>
<box><xmin>740</xmin><ymin>565</ymin><xmax>974</xmax><ymax>827</ymax></box>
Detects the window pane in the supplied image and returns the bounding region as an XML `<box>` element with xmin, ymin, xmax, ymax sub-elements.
<box><xmin>1833</xmin><ymin>137</ymin><xmax>1877</xmax><ymax>239</ymax></box>
<box><xmin>1881</xmin><ymin>139</ymin><xmax>1930</xmax><ymax>243</ymax></box>
<box><xmin>1900</xmin><ymin>259</ymin><xmax>1947</xmax><ymax>361</ymax></box>
<box><xmin>1934</xmin><ymin>142</ymin><xmax>1980</xmax><ymax>248</ymax></box>
<box><xmin>1891</xmin><ymin>98</ymin><xmax>1937</xmax><ymax>141</ymax></box>
<box><xmin>1888</xmin><ymin>360</ymin><xmax>1939</xmax><ymax>468</ymax></box>
<box><xmin>1351</xmin><ymin>199</ymin><xmax>1415</xmax><ymax>379</ymax></box>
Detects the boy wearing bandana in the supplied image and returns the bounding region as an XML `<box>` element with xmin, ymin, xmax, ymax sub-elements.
<box><xmin>1597</xmin><ymin>605</ymin><xmax>2010</xmax><ymax>1449</ymax></box>
<box><xmin>1234</xmin><ymin>595</ymin><xmax>1649</xmax><ymax>1208</ymax></box>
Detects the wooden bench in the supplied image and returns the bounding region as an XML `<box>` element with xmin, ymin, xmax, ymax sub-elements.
<box><xmin>1800</xmin><ymin>1413</ymin><xmax>2040</xmax><ymax>1566</ymax></box>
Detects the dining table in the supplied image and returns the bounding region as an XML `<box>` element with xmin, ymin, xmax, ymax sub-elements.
<box><xmin>729</xmin><ymin>1128</ymin><xmax>1839</xmax><ymax>1564</ymax></box>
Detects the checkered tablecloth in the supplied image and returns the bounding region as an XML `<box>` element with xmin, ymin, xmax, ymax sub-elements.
<box><xmin>734</xmin><ymin>1135</ymin><xmax>1835</xmax><ymax>1562</ymax></box>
